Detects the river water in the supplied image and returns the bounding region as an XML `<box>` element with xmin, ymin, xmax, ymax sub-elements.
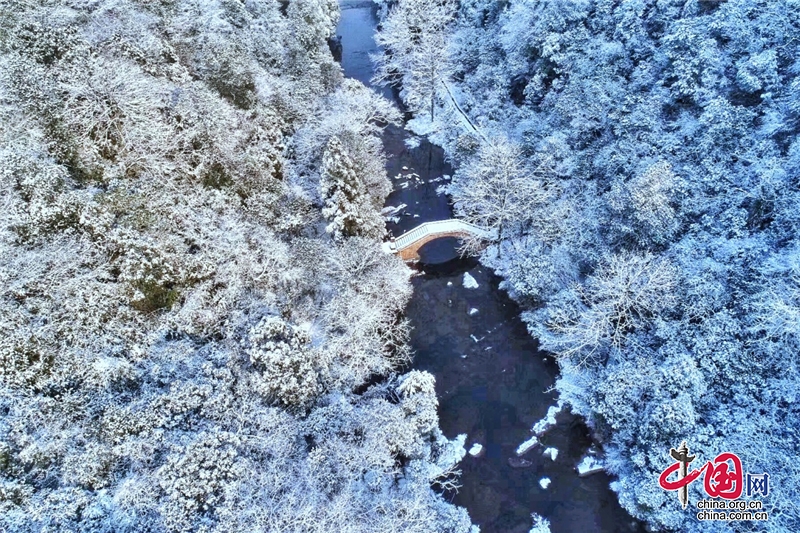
<box><xmin>336</xmin><ymin>4</ymin><xmax>646</xmax><ymax>532</ymax></box>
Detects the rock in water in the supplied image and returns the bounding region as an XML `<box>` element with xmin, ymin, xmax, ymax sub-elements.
<box><xmin>508</xmin><ymin>457</ymin><xmax>533</xmax><ymax>469</ymax></box>
<box><xmin>543</xmin><ymin>447</ymin><xmax>558</xmax><ymax>461</ymax></box>
<box><xmin>327</xmin><ymin>35</ymin><xmax>342</xmax><ymax>63</ymax></box>
<box><xmin>576</xmin><ymin>455</ymin><xmax>605</xmax><ymax>477</ymax></box>
<box><xmin>463</xmin><ymin>272</ymin><xmax>479</xmax><ymax>289</ymax></box>
<box><xmin>532</xmin><ymin>402</ymin><xmax>563</xmax><ymax>436</ymax></box>
<box><xmin>468</xmin><ymin>443</ymin><xmax>484</xmax><ymax>458</ymax></box>
<box><xmin>539</xmin><ymin>477</ymin><xmax>551</xmax><ymax>489</ymax></box>
<box><xmin>516</xmin><ymin>436</ymin><xmax>538</xmax><ymax>456</ymax></box>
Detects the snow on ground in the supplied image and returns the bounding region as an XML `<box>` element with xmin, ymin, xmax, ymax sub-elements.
<box><xmin>406</xmin><ymin>116</ymin><xmax>438</xmax><ymax>137</ymax></box>
<box><xmin>463</xmin><ymin>272</ymin><xmax>479</xmax><ymax>289</ymax></box>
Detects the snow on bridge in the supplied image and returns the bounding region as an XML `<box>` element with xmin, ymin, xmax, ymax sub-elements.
<box><xmin>382</xmin><ymin>219</ymin><xmax>496</xmax><ymax>261</ymax></box>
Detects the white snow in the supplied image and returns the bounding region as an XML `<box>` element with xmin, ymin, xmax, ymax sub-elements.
<box><xmin>543</xmin><ymin>447</ymin><xmax>558</xmax><ymax>461</ymax></box>
<box><xmin>468</xmin><ymin>308</ymin><xmax>479</xmax><ymax>316</ymax></box>
<box><xmin>532</xmin><ymin>402</ymin><xmax>563</xmax><ymax>436</ymax></box>
<box><xmin>404</xmin><ymin>136</ymin><xmax>420</xmax><ymax>149</ymax></box>
<box><xmin>463</xmin><ymin>272</ymin><xmax>479</xmax><ymax>289</ymax></box>
<box><xmin>516</xmin><ymin>436</ymin><xmax>539</xmax><ymax>456</ymax></box>
<box><xmin>406</xmin><ymin>116</ymin><xmax>437</xmax><ymax>136</ymax></box>
<box><xmin>468</xmin><ymin>443</ymin><xmax>484</xmax><ymax>457</ymax></box>
<box><xmin>539</xmin><ymin>477</ymin><xmax>551</xmax><ymax>489</ymax></box>
<box><xmin>381</xmin><ymin>204</ymin><xmax>407</xmax><ymax>216</ymax></box>
<box><xmin>576</xmin><ymin>455</ymin><xmax>605</xmax><ymax>477</ymax></box>
<box><xmin>519</xmin><ymin>405</ymin><xmax>564</xmax><ymax>456</ymax></box>
<box><xmin>447</xmin><ymin>281</ymin><xmax>453</xmax><ymax>287</ymax></box>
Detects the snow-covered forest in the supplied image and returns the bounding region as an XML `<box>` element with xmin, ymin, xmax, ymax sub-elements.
<box><xmin>3</xmin><ymin>0</ymin><xmax>799</xmax><ymax>531</ymax></box>
<box><xmin>374</xmin><ymin>0</ymin><xmax>800</xmax><ymax>531</ymax></box>
<box><xmin>0</xmin><ymin>1</ymin><xmax>474</xmax><ymax>531</ymax></box>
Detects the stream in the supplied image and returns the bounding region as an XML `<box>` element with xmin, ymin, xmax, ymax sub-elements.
<box><xmin>337</xmin><ymin>3</ymin><xmax>647</xmax><ymax>532</ymax></box>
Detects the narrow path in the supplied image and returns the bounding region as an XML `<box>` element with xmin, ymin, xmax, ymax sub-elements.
<box><xmin>441</xmin><ymin>80</ymin><xmax>488</xmax><ymax>142</ymax></box>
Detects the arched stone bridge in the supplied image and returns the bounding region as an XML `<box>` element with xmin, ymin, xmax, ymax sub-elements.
<box><xmin>382</xmin><ymin>219</ymin><xmax>496</xmax><ymax>261</ymax></box>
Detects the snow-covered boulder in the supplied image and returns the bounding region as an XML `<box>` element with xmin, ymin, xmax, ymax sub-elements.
<box><xmin>531</xmin><ymin>402</ymin><xmax>563</xmax><ymax>436</ymax></box>
<box><xmin>463</xmin><ymin>272</ymin><xmax>479</xmax><ymax>289</ymax></box>
<box><xmin>538</xmin><ymin>477</ymin><xmax>551</xmax><ymax>489</ymax></box>
<box><xmin>576</xmin><ymin>455</ymin><xmax>605</xmax><ymax>477</ymax></box>
<box><xmin>543</xmin><ymin>447</ymin><xmax>558</xmax><ymax>461</ymax></box>
<box><xmin>516</xmin><ymin>436</ymin><xmax>539</xmax><ymax>456</ymax></box>
<box><xmin>468</xmin><ymin>443</ymin><xmax>484</xmax><ymax>458</ymax></box>
<box><xmin>381</xmin><ymin>204</ymin><xmax>407</xmax><ymax>216</ymax></box>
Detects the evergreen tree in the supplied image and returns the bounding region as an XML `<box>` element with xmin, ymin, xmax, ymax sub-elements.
<box><xmin>320</xmin><ymin>136</ymin><xmax>385</xmax><ymax>240</ymax></box>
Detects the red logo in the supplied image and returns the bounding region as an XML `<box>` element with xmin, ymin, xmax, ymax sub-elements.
<box><xmin>658</xmin><ymin>441</ymin><xmax>744</xmax><ymax>508</ymax></box>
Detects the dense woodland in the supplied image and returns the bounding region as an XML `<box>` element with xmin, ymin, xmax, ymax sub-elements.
<box><xmin>375</xmin><ymin>0</ymin><xmax>800</xmax><ymax>531</ymax></box>
<box><xmin>3</xmin><ymin>0</ymin><xmax>799</xmax><ymax>532</ymax></box>
<box><xmin>0</xmin><ymin>1</ymin><xmax>474</xmax><ymax>531</ymax></box>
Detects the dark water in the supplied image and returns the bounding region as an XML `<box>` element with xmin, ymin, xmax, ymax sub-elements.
<box><xmin>336</xmin><ymin>4</ymin><xmax>646</xmax><ymax>532</ymax></box>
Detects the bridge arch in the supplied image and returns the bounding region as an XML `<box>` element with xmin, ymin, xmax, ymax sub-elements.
<box><xmin>382</xmin><ymin>220</ymin><xmax>496</xmax><ymax>262</ymax></box>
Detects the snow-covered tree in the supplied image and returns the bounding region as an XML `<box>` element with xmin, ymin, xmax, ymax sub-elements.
<box><xmin>451</xmin><ymin>136</ymin><xmax>553</xmax><ymax>243</ymax></box>
<box><xmin>606</xmin><ymin>161</ymin><xmax>683</xmax><ymax>248</ymax></box>
<box><xmin>0</xmin><ymin>1</ymin><xmax>472</xmax><ymax>531</ymax></box>
<box><xmin>415</xmin><ymin>0</ymin><xmax>800</xmax><ymax>530</ymax></box>
<box><xmin>373</xmin><ymin>0</ymin><xmax>456</xmax><ymax>119</ymax></box>
<box><xmin>320</xmin><ymin>136</ymin><xmax>386</xmax><ymax>240</ymax></box>
<box><xmin>533</xmin><ymin>252</ymin><xmax>679</xmax><ymax>366</ymax></box>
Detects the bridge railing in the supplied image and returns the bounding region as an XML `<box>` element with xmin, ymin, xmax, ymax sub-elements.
<box><xmin>390</xmin><ymin>219</ymin><xmax>496</xmax><ymax>251</ymax></box>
